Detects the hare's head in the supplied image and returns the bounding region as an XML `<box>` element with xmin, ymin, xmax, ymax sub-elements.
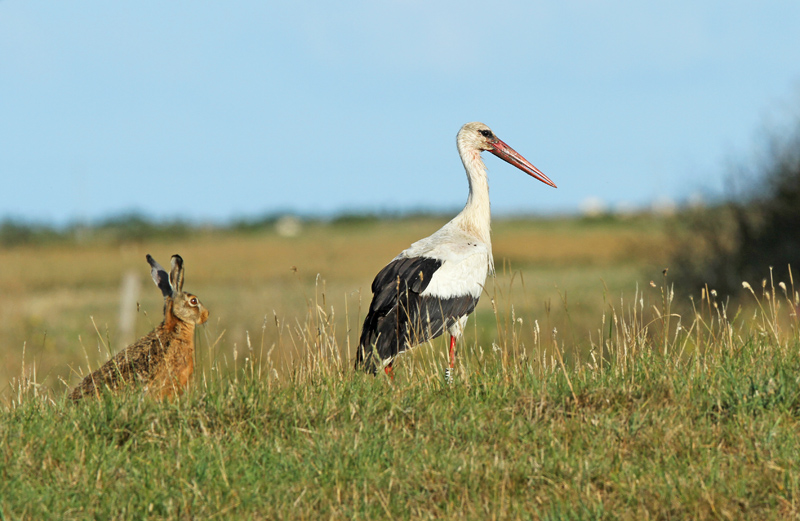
<box><xmin>146</xmin><ymin>254</ymin><xmax>209</xmax><ymax>326</ymax></box>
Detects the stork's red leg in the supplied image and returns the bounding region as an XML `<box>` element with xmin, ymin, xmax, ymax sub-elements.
<box><xmin>449</xmin><ymin>335</ymin><xmax>457</xmax><ymax>369</ymax></box>
<box><xmin>384</xmin><ymin>362</ymin><xmax>394</xmax><ymax>380</ymax></box>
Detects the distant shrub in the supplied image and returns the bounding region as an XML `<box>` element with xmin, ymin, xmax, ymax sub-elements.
<box><xmin>230</xmin><ymin>213</ymin><xmax>283</xmax><ymax>233</ymax></box>
<box><xmin>0</xmin><ymin>220</ymin><xmax>62</xmax><ymax>247</ymax></box>
<box><xmin>0</xmin><ymin>213</ymin><xmax>202</xmax><ymax>247</ymax></box>
<box><xmin>330</xmin><ymin>212</ymin><xmax>381</xmax><ymax>226</ymax></box>
<box><xmin>93</xmin><ymin>213</ymin><xmax>192</xmax><ymax>243</ymax></box>
<box><xmin>671</xmin><ymin>119</ymin><xmax>800</xmax><ymax>295</ymax></box>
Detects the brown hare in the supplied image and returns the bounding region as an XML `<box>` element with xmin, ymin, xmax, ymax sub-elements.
<box><xmin>69</xmin><ymin>254</ymin><xmax>209</xmax><ymax>402</ymax></box>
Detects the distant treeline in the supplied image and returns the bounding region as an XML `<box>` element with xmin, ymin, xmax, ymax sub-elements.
<box><xmin>0</xmin><ymin>210</ymin><xmax>459</xmax><ymax>247</ymax></box>
<box><xmin>0</xmin><ymin>215</ymin><xmax>193</xmax><ymax>246</ymax></box>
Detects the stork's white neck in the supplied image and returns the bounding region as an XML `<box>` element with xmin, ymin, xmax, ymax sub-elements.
<box><xmin>452</xmin><ymin>143</ymin><xmax>492</xmax><ymax>247</ymax></box>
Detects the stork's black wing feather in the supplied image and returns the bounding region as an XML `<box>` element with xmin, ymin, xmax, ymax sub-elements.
<box><xmin>355</xmin><ymin>256</ymin><xmax>478</xmax><ymax>373</ymax></box>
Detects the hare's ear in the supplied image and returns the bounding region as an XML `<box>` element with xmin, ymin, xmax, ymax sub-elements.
<box><xmin>146</xmin><ymin>254</ymin><xmax>173</xmax><ymax>298</ymax></box>
<box><xmin>170</xmin><ymin>254</ymin><xmax>185</xmax><ymax>294</ymax></box>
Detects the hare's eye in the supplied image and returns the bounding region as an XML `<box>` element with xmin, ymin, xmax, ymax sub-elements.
<box><xmin>189</xmin><ymin>297</ymin><xmax>198</xmax><ymax>306</ymax></box>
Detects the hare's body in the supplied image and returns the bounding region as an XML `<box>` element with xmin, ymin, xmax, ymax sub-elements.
<box><xmin>70</xmin><ymin>254</ymin><xmax>208</xmax><ymax>402</ymax></box>
<box><xmin>69</xmin><ymin>307</ymin><xmax>199</xmax><ymax>400</ymax></box>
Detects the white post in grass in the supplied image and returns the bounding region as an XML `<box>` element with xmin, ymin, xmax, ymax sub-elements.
<box><xmin>118</xmin><ymin>270</ymin><xmax>140</xmax><ymax>347</ymax></box>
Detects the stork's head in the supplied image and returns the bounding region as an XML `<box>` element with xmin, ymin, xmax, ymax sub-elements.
<box><xmin>457</xmin><ymin>122</ymin><xmax>556</xmax><ymax>188</ymax></box>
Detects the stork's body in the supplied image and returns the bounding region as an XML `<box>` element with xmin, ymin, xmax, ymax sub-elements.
<box><xmin>355</xmin><ymin>122</ymin><xmax>556</xmax><ymax>375</ymax></box>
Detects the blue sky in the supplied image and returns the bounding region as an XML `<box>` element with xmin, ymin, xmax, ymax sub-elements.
<box><xmin>2</xmin><ymin>1</ymin><xmax>799</xmax><ymax>224</ymax></box>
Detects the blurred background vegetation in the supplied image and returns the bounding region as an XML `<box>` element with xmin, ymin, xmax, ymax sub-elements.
<box><xmin>670</xmin><ymin>117</ymin><xmax>800</xmax><ymax>296</ymax></box>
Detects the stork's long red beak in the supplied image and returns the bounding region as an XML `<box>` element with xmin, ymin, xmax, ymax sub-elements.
<box><xmin>490</xmin><ymin>139</ymin><xmax>557</xmax><ymax>188</ymax></box>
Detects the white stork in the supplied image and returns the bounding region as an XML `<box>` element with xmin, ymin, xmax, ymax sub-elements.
<box><xmin>355</xmin><ymin>122</ymin><xmax>557</xmax><ymax>377</ymax></box>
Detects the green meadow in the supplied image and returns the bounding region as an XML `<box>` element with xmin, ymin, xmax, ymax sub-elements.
<box><xmin>2</xmin><ymin>215</ymin><xmax>800</xmax><ymax>519</ymax></box>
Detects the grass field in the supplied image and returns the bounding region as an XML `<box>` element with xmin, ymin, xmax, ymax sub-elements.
<box><xmin>3</xmin><ymin>215</ymin><xmax>800</xmax><ymax>519</ymax></box>
<box><xmin>0</xmin><ymin>215</ymin><xmax>667</xmax><ymax>395</ymax></box>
